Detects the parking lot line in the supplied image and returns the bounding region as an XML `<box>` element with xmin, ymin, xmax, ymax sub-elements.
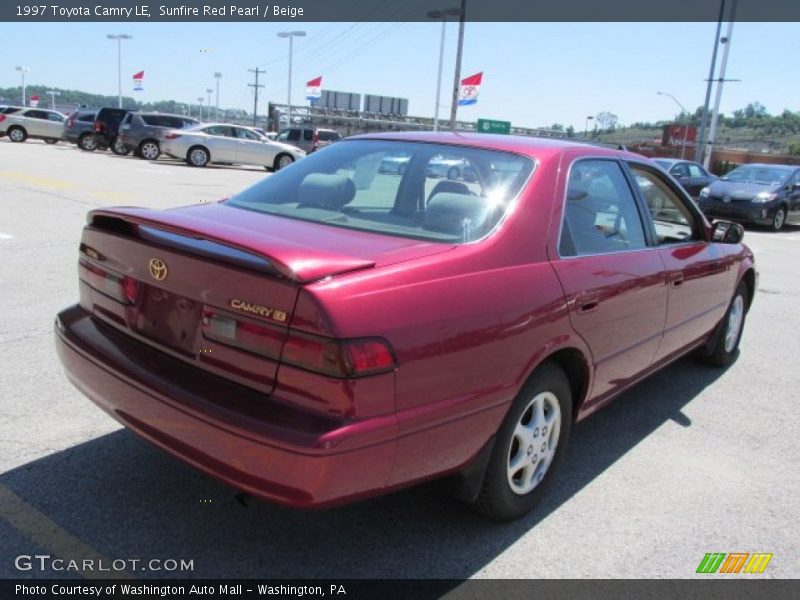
<box><xmin>0</xmin><ymin>484</ymin><xmax>133</xmax><ymax>579</ymax></box>
<box><xmin>0</xmin><ymin>171</ymin><xmax>76</xmax><ymax>191</ymax></box>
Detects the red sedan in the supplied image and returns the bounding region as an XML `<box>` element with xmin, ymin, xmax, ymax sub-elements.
<box><xmin>55</xmin><ymin>133</ymin><xmax>756</xmax><ymax>520</ymax></box>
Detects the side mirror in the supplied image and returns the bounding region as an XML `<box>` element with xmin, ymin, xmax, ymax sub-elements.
<box><xmin>711</xmin><ymin>220</ymin><xmax>744</xmax><ymax>244</ymax></box>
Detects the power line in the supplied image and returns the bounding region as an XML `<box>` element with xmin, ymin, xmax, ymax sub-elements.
<box><xmin>247</xmin><ymin>67</ymin><xmax>265</xmax><ymax>126</ymax></box>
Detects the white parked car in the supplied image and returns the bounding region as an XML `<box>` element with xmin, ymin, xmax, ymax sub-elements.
<box><xmin>0</xmin><ymin>108</ymin><xmax>66</xmax><ymax>144</ymax></box>
<box><xmin>161</xmin><ymin>123</ymin><xmax>306</xmax><ymax>170</ymax></box>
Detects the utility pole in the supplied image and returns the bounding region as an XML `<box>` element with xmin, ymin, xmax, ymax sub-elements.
<box><xmin>448</xmin><ymin>0</ymin><xmax>467</xmax><ymax>131</ymax></box>
<box><xmin>695</xmin><ymin>0</ymin><xmax>725</xmax><ymax>163</ymax></box>
<box><xmin>248</xmin><ymin>67</ymin><xmax>265</xmax><ymax>127</ymax></box>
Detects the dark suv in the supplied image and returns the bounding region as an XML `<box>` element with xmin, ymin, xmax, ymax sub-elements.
<box><xmin>118</xmin><ymin>112</ymin><xmax>200</xmax><ymax>160</ymax></box>
<box><xmin>63</xmin><ymin>110</ymin><xmax>98</xmax><ymax>150</ymax></box>
<box><xmin>276</xmin><ymin>127</ymin><xmax>341</xmax><ymax>153</ymax></box>
<box><xmin>91</xmin><ymin>107</ymin><xmax>134</xmax><ymax>155</ymax></box>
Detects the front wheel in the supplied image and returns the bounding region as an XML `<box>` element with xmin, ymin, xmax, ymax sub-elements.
<box><xmin>771</xmin><ymin>206</ymin><xmax>786</xmax><ymax>231</ymax></box>
<box><xmin>699</xmin><ymin>281</ymin><xmax>748</xmax><ymax>367</ymax></box>
<box><xmin>274</xmin><ymin>153</ymin><xmax>294</xmax><ymax>171</ymax></box>
<box><xmin>472</xmin><ymin>363</ymin><xmax>572</xmax><ymax>520</ymax></box>
<box><xmin>110</xmin><ymin>136</ymin><xmax>130</xmax><ymax>156</ymax></box>
<box><xmin>138</xmin><ymin>140</ymin><xmax>160</xmax><ymax>160</ymax></box>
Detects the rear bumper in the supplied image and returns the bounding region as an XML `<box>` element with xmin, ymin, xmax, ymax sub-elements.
<box><xmin>54</xmin><ymin>304</ymin><xmax>397</xmax><ymax>508</ymax></box>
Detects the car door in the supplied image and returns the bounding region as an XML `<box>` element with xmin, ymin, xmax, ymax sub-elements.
<box><xmin>44</xmin><ymin>111</ymin><xmax>65</xmax><ymax>137</ymax></box>
<box><xmin>785</xmin><ymin>169</ymin><xmax>800</xmax><ymax>226</ymax></box>
<box><xmin>201</xmin><ymin>125</ymin><xmax>240</xmax><ymax>162</ymax></box>
<box><xmin>22</xmin><ymin>109</ymin><xmax>47</xmax><ymax>136</ymax></box>
<box><xmin>628</xmin><ymin>162</ymin><xmax>731</xmax><ymax>361</ymax></box>
<box><xmin>551</xmin><ymin>157</ymin><xmax>668</xmax><ymax>404</ymax></box>
<box><xmin>233</xmin><ymin>126</ymin><xmax>272</xmax><ymax>166</ymax></box>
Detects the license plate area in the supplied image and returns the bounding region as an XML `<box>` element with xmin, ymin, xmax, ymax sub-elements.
<box><xmin>134</xmin><ymin>284</ymin><xmax>202</xmax><ymax>355</ymax></box>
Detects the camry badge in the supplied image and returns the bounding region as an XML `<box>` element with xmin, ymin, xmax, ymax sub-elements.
<box><xmin>148</xmin><ymin>258</ymin><xmax>168</xmax><ymax>281</ymax></box>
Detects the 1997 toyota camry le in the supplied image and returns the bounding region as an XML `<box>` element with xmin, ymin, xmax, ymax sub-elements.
<box><xmin>55</xmin><ymin>133</ymin><xmax>756</xmax><ymax>520</ymax></box>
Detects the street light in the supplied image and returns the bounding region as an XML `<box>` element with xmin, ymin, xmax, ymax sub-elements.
<box><xmin>448</xmin><ymin>0</ymin><xmax>467</xmax><ymax>131</ymax></box>
<box><xmin>46</xmin><ymin>90</ymin><xmax>60</xmax><ymax>110</ymax></box>
<box><xmin>15</xmin><ymin>66</ymin><xmax>30</xmax><ymax>106</ymax></box>
<box><xmin>107</xmin><ymin>34</ymin><xmax>132</xmax><ymax>109</ymax></box>
<box><xmin>214</xmin><ymin>72</ymin><xmax>222</xmax><ymax>121</ymax></box>
<box><xmin>277</xmin><ymin>31</ymin><xmax>306</xmax><ymax>126</ymax></box>
<box><xmin>657</xmin><ymin>91</ymin><xmax>690</xmax><ymax>159</ymax></box>
<box><xmin>427</xmin><ymin>7</ymin><xmax>462</xmax><ymax>132</ymax></box>
<box><xmin>206</xmin><ymin>88</ymin><xmax>213</xmax><ymax>120</ymax></box>
<box><xmin>584</xmin><ymin>115</ymin><xmax>594</xmax><ymax>137</ymax></box>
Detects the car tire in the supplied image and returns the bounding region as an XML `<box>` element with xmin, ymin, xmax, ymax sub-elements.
<box><xmin>447</xmin><ymin>166</ymin><xmax>460</xmax><ymax>180</ymax></box>
<box><xmin>44</xmin><ymin>138</ymin><xmax>58</xmax><ymax>145</ymax></box>
<box><xmin>472</xmin><ymin>362</ymin><xmax>572</xmax><ymax>521</ymax></box>
<box><xmin>187</xmin><ymin>146</ymin><xmax>210</xmax><ymax>167</ymax></box>
<box><xmin>274</xmin><ymin>153</ymin><xmax>294</xmax><ymax>171</ymax></box>
<box><xmin>7</xmin><ymin>126</ymin><xmax>27</xmax><ymax>143</ymax></box>
<box><xmin>138</xmin><ymin>140</ymin><xmax>160</xmax><ymax>160</ymax></box>
<box><xmin>699</xmin><ymin>281</ymin><xmax>748</xmax><ymax>368</ymax></box>
<box><xmin>78</xmin><ymin>133</ymin><xmax>98</xmax><ymax>152</ymax></box>
<box><xmin>771</xmin><ymin>206</ymin><xmax>786</xmax><ymax>231</ymax></box>
<box><xmin>110</xmin><ymin>136</ymin><xmax>130</xmax><ymax>156</ymax></box>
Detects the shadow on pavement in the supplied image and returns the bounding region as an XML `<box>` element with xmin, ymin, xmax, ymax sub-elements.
<box><xmin>0</xmin><ymin>356</ymin><xmax>725</xmax><ymax>579</ymax></box>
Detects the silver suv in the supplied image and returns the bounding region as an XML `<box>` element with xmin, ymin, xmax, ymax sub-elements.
<box><xmin>276</xmin><ymin>127</ymin><xmax>341</xmax><ymax>153</ymax></box>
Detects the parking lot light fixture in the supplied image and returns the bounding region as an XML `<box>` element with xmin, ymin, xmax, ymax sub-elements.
<box><xmin>46</xmin><ymin>90</ymin><xmax>60</xmax><ymax>110</ymax></box>
<box><xmin>657</xmin><ymin>91</ymin><xmax>690</xmax><ymax>159</ymax></box>
<box><xmin>106</xmin><ymin>34</ymin><xmax>132</xmax><ymax>109</ymax></box>
<box><xmin>584</xmin><ymin>115</ymin><xmax>594</xmax><ymax>138</ymax></box>
<box><xmin>198</xmin><ymin>97</ymin><xmax>205</xmax><ymax>121</ymax></box>
<box><xmin>277</xmin><ymin>31</ymin><xmax>306</xmax><ymax>126</ymax></box>
<box><xmin>206</xmin><ymin>88</ymin><xmax>213</xmax><ymax>120</ymax></box>
<box><xmin>15</xmin><ymin>66</ymin><xmax>30</xmax><ymax>106</ymax></box>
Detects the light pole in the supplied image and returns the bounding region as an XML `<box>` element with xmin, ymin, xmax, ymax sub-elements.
<box><xmin>214</xmin><ymin>72</ymin><xmax>222</xmax><ymax>121</ymax></box>
<box><xmin>106</xmin><ymin>34</ymin><xmax>132</xmax><ymax>109</ymax></box>
<box><xmin>46</xmin><ymin>90</ymin><xmax>60</xmax><ymax>110</ymax></box>
<box><xmin>584</xmin><ymin>115</ymin><xmax>594</xmax><ymax>137</ymax></box>
<box><xmin>427</xmin><ymin>7</ymin><xmax>462</xmax><ymax>132</ymax></box>
<box><xmin>198</xmin><ymin>97</ymin><xmax>205</xmax><ymax>121</ymax></box>
<box><xmin>705</xmin><ymin>0</ymin><xmax>738</xmax><ymax>170</ymax></box>
<box><xmin>277</xmin><ymin>31</ymin><xmax>306</xmax><ymax>126</ymax></box>
<box><xmin>15</xmin><ymin>66</ymin><xmax>29</xmax><ymax>106</ymax></box>
<box><xmin>206</xmin><ymin>88</ymin><xmax>213</xmax><ymax>120</ymax></box>
<box><xmin>448</xmin><ymin>0</ymin><xmax>467</xmax><ymax>131</ymax></box>
<box><xmin>657</xmin><ymin>91</ymin><xmax>690</xmax><ymax>159</ymax></box>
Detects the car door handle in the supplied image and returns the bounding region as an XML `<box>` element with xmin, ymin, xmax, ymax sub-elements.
<box><xmin>575</xmin><ymin>292</ymin><xmax>600</xmax><ymax>312</ymax></box>
<box><xmin>669</xmin><ymin>273</ymin><xmax>684</xmax><ymax>287</ymax></box>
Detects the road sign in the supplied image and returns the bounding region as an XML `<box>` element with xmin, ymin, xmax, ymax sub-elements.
<box><xmin>477</xmin><ymin>118</ymin><xmax>511</xmax><ymax>135</ymax></box>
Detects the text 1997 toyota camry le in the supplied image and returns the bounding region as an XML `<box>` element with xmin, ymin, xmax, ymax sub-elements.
<box><xmin>55</xmin><ymin>133</ymin><xmax>756</xmax><ymax>520</ymax></box>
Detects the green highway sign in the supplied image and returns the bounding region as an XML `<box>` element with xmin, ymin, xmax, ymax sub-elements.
<box><xmin>477</xmin><ymin>118</ymin><xmax>511</xmax><ymax>135</ymax></box>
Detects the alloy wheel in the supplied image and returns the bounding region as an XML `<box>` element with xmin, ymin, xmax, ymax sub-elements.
<box><xmin>724</xmin><ymin>295</ymin><xmax>744</xmax><ymax>354</ymax></box>
<box><xmin>506</xmin><ymin>391</ymin><xmax>562</xmax><ymax>495</ymax></box>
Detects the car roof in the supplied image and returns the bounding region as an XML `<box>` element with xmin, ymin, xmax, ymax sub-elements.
<box><xmin>349</xmin><ymin>131</ymin><xmax>644</xmax><ymax>161</ymax></box>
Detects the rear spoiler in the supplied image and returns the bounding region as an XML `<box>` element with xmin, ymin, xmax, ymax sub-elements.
<box><xmin>87</xmin><ymin>206</ymin><xmax>375</xmax><ymax>283</ymax></box>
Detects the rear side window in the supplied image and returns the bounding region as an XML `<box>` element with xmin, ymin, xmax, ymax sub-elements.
<box><xmin>286</xmin><ymin>129</ymin><xmax>301</xmax><ymax>141</ymax></box>
<box><xmin>78</xmin><ymin>113</ymin><xmax>96</xmax><ymax>122</ymax></box>
<box><xmin>303</xmin><ymin>129</ymin><xmax>313</xmax><ymax>141</ymax></box>
<box><xmin>317</xmin><ymin>130</ymin><xmax>339</xmax><ymax>141</ymax></box>
<box><xmin>24</xmin><ymin>110</ymin><xmax>48</xmax><ymax>120</ymax></box>
<box><xmin>559</xmin><ymin>159</ymin><xmax>647</xmax><ymax>257</ymax></box>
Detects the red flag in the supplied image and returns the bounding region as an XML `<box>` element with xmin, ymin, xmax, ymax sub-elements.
<box><xmin>306</xmin><ymin>76</ymin><xmax>322</xmax><ymax>87</ymax></box>
<box><xmin>458</xmin><ymin>72</ymin><xmax>483</xmax><ymax>106</ymax></box>
<box><xmin>132</xmin><ymin>71</ymin><xmax>144</xmax><ymax>80</ymax></box>
<box><xmin>29</xmin><ymin>95</ymin><xmax>40</xmax><ymax>107</ymax></box>
<box><xmin>460</xmin><ymin>72</ymin><xmax>483</xmax><ymax>86</ymax></box>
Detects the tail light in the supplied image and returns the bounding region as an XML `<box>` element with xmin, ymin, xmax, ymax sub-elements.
<box><xmin>312</xmin><ymin>130</ymin><xmax>319</xmax><ymax>151</ymax></box>
<box><xmin>0</xmin><ymin>115</ymin><xmax>6</xmax><ymax>124</ymax></box>
<box><xmin>202</xmin><ymin>307</ymin><xmax>395</xmax><ymax>378</ymax></box>
<box><xmin>79</xmin><ymin>259</ymin><xmax>139</xmax><ymax>304</ymax></box>
<box><xmin>282</xmin><ymin>330</ymin><xmax>395</xmax><ymax>378</ymax></box>
<box><xmin>93</xmin><ymin>121</ymin><xmax>104</xmax><ymax>133</ymax></box>
<box><xmin>164</xmin><ymin>133</ymin><xmax>182</xmax><ymax>140</ymax></box>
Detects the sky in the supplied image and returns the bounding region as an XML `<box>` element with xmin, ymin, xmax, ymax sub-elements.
<box><xmin>1</xmin><ymin>21</ymin><xmax>798</xmax><ymax>130</ymax></box>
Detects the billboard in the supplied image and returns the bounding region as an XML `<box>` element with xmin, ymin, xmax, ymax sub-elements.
<box><xmin>662</xmin><ymin>124</ymin><xmax>697</xmax><ymax>148</ymax></box>
<box><xmin>319</xmin><ymin>90</ymin><xmax>361</xmax><ymax>111</ymax></box>
<box><xmin>363</xmin><ymin>94</ymin><xmax>409</xmax><ymax>116</ymax></box>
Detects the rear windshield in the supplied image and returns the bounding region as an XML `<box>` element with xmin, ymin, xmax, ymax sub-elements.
<box><xmin>227</xmin><ymin>140</ymin><xmax>534</xmax><ymax>244</ymax></box>
<box><xmin>317</xmin><ymin>130</ymin><xmax>340</xmax><ymax>141</ymax></box>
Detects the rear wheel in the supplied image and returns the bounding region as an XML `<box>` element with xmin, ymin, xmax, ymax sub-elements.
<box><xmin>187</xmin><ymin>146</ymin><xmax>210</xmax><ymax>167</ymax></box>
<box><xmin>771</xmin><ymin>206</ymin><xmax>786</xmax><ymax>231</ymax></box>
<box><xmin>44</xmin><ymin>138</ymin><xmax>58</xmax><ymax>145</ymax></box>
<box><xmin>138</xmin><ymin>140</ymin><xmax>160</xmax><ymax>160</ymax></box>
<box><xmin>274</xmin><ymin>153</ymin><xmax>294</xmax><ymax>171</ymax></box>
<box><xmin>78</xmin><ymin>133</ymin><xmax>98</xmax><ymax>151</ymax></box>
<box><xmin>699</xmin><ymin>282</ymin><xmax>748</xmax><ymax>367</ymax></box>
<box><xmin>110</xmin><ymin>136</ymin><xmax>130</xmax><ymax>156</ymax></box>
<box><xmin>8</xmin><ymin>126</ymin><xmax>27</xmax><ymax>143</ymax></box>
<box><xmin>473</xmin><ymin>363</ymin><xmax>572</xmax><ymax>520</ymax></box>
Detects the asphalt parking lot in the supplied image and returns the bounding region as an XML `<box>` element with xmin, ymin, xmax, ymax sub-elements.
<box><xmin>0</xmin><ymin>139</ymin><xmax>798</xmax><ymax>580</ymax></box>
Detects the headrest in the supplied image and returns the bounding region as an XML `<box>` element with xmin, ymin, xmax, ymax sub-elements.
<box><xmin>427</xmin><ymin>180</ymin><xmax>472</xmax><ymax>203</ymax></box>
<box><xmin>423</xmin><ymin>192</ymin><xmax>491</xmax><ymax>238</ymax></box>
<box><xmin>297</xmin><ymin>173</ymin><xmax>356</xmax><ymax>210</ymax></box>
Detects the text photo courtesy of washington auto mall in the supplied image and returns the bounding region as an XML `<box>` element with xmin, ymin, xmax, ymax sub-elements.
<box><xmin>0</xmin><ymin>0</ymin><xmax>799</xmax><ymax>598</ymax></box>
